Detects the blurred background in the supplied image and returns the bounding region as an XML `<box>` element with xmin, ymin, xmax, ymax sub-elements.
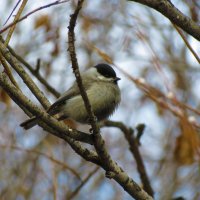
<box><xmin>0</xmin><ymin>0</ymin><xmax>200</xmax><ymax>199</ymax></box>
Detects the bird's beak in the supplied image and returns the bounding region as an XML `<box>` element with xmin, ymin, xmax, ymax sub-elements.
<box><xmin>115</xmin><ymin>77</ymin><xmax>121</xmax><ymax>82</ymax></box>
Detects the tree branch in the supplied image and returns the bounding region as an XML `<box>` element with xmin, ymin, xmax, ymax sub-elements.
<box><xmin>104</xmin><ymin>120</ymin><xmax>154</xmax><ymax>197</ymax></box>
<box><xmin>68</xmin><ymin>0</ymin><xmax>99</xmax><ymax>134</ymax></box>
<box><xmin>68</xmin><ymin>0</ymin><xmax>113</xmax><ymax>176</ymax></box>
<box><xmin>0</xmin><ymin>144</ymin><xmax>82</xmax><ymax>180</ymax></box>
<box><xmin>4</xmin><ymin>39</ymin><xmax>60</xmax><ymax>98</ymax></box>
<box><xmin>67</xmin><ymin>167</ymin><xmax>99</xmax><ymax>200</ymax></box>
<box><xmin>0</xmin><ymin>73</ymin><xmax>100</xmax><ymax>163</ymax></box>
<box><xmin>129</xmin><ymin>0</ymin><xmax>200</xmax><ymax>41</ymax></box>
<box><xmin>68</xmin><ymin>0</ymin><xmax>115</xmax><ymax>172</ymax></box>
<box><xmin>0</xmin><ymin>0</ymin><xmax>70</xmax><ymax>34</ymax></box>
<box><xmin>0</xmin><ymin>38</ymin><xmax>50</xmax><ymax>109</ymax></box>
<box><xmin>3</xmin><ymin>0</ymin><xmax>21</xmax><ymax>25</ymax></box>
<box><xmin>4</xmin><ymin>0</ymin><xmax>28</xmax><ymax>45</ymax></box>
<box><xmin>173</xmin><ymin>24</ymin><xmax>200</xmax><ymax>64</ymax></box>
<box><xmin>67</xmin><ymin>1</ymin><xmax>153</xmax><ymax>199</ymax></box>
<box><xmin>0</xmin><ymin>51</ymin><xmax>20</xmax><ymax>89</ymax></box>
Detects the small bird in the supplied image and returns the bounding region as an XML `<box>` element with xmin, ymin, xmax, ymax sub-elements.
<box><xmin>20</xmin><ymin>63</ymin><xmax>121</xmax><ymax>129</ymax></box>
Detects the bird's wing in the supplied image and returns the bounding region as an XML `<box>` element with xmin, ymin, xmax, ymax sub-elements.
<box><xmin>47</xmin><ymin>78</ymin><xmax>92</xmax><ymax>115</ymax></box>
<box><xmin>47</xmin><ymin>85</ymin><xmax>79</xmax><ymax>115</ymax></box>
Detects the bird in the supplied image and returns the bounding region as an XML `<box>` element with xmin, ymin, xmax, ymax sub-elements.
<box><xmin>20</xmin><ymin>63</ymin><xmax>121</xmax><ymax>130</ymax></box>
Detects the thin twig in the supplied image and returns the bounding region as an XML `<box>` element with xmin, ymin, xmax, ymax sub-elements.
<box><xmin>4</xmin><ymin>0</ymin><xmax>22</xmax><ymax>25</ymax></box>
<box><xmin>68</xmin><ymin>0</ymin><xmax>99</xmax><ymax>134</ymax></box>
<box><xmin>136</xmin><ymin>27</ymin><xmax>172</xmax><ymax>93</ymax></box>
<box><xmin>35</xmin><ymin>59</ymin><xmax>41</xmax><ymax>73</ymax></box>
<box><xmin>3</xmin><ymin>41</ymin><xmax>60</xmax><ymax>98</ymax></box>
<box><xmin>0</xmin><ymin>144</ymin><xmax>82</xmax><ymax>180</ymax></box>
<box><xmin>0</xmin><ymin>0</ymin><xmax>70</xmax><ymax>34</ymax></box>
<box><xmin>5</xmin><ymin>0</ymin><xmax>28</xmax><ymax>45</ymax></box>
<box><xmin>1</xmin><ymin>0</ymin><xmax>28</xmax><ymax>91</ymax></box>
<box><xmin>136</xmin><ymin>124</ymin><xmax>146</xmax><ymax>145</ymax></box>
<box><xmin>173</xmin><ymin>24</ymin><xmax>200</xmax><ymax>64</ymax></box>
<box><xmin>67</xmin><ymin>167</ymin><xmax>99</xmax><ymax>200</ymax></box>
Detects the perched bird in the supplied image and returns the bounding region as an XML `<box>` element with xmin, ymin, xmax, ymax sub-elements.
<box><xmin>20</xmin><ymin>63</ymin><xmax>121</xmax><ymax>129</ymax></box>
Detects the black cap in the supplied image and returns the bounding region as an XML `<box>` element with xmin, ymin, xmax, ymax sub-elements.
<box><xmin>94</xmin><ymin>63</ymin><xmax>117</xmax><ymax>78</ymax></box>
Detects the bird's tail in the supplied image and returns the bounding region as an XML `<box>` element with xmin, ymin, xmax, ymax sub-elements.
<box><xmin>20</xmin><ymin>117</ymin><xmax>39</xmax><ymax>130</ymax></box>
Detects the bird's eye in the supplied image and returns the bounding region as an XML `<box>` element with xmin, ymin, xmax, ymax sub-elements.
<box><xmin>104</xmin><ymin>74</ymin><xmax>110</xmax><ymax>77</ymax></box>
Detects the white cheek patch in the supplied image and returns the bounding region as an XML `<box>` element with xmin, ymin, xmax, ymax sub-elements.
<box><xmin>97</xmin><ymin>75</ymin><xmax>105</xmax><ymax>80</ymax></box>
<box><xmin>97</xmin><ymin>75</ymin><xmax>113</xmax><ymax>82</ymax></box>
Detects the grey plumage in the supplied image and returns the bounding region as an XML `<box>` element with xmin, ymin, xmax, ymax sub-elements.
<box><xmin>20</xmin><ymin>64</ymin><xmax>121</xmax><ymax>130</ymax></box>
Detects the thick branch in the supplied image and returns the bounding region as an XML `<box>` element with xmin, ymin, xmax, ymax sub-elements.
<box><xmin>0</xmin><ymin>73</ymin><xmax>100</xmax><ymax>165</ymax></box>
<box><xmin>0</xmin><ymin>52</ymin><xmax>19</xmax><ymax>89</ymax></box>
<box><xmin>104</xmin><ymin>120</ymin><xmax>154</xmax><ymax>197</ymax></box>
<box><xmin>129</xmin><ymin>0</ymin><xmax>200</xmax><ymax>41</ymax></box>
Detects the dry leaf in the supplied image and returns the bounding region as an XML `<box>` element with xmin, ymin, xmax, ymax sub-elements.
<box><xmin>81</xmin><ymin>16</ymin><xmax>93</xmax><ymax>33</ymax></box>
<box><xmin>174</xmin><ymin>116</ymin><xmax>200</xmax><ymax>165</ymax></box>
<box><xmin>34</xmin><ymin>14</ymin><xmax>51</xmax><ymax>32</ymax></box>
